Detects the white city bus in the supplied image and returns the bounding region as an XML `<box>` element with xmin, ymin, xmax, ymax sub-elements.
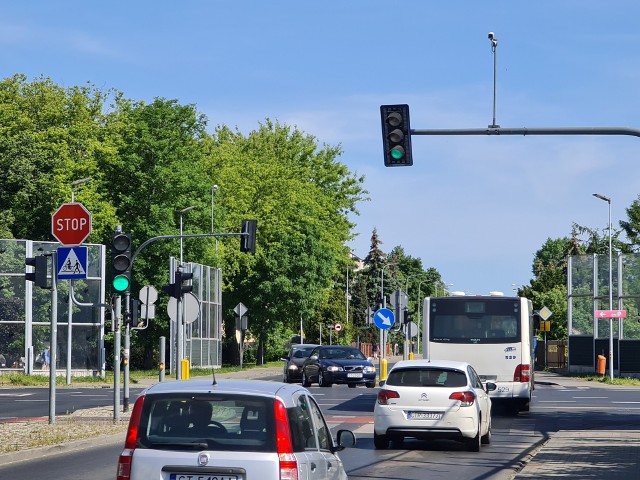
<box><xmin>422</xmin><ymin>292</ymin><xmax>535</xmax><ymax>413</ymax></box>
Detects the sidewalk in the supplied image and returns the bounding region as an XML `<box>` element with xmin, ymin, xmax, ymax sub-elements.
<box><xmin>511</xmin><ymin>370</ymin><xmax>640</xmax><ymax>479</ymax></box>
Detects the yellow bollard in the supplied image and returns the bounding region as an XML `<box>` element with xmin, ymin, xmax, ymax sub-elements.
<box><xmin>380</xmin><ymin>358</ymin><xmax>388</xmax><ymax>382</ymax></box>
<box><xmin>181</xmin><ymin>359</ymin><xmax>190</xmax><ymax>380</ymax></box>
<box><xmin>409</xmin><ymin>352</ymin><xmax>414</xmax><ymax>360</ymax></box>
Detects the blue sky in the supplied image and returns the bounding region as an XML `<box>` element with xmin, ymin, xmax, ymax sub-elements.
<box><xmin>3</xmin><ymin>2</ymin><xmax>640</xmax><ymax>297</ymax></box>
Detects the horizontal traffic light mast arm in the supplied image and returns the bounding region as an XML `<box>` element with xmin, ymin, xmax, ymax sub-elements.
<box><xmin>131</xmin><ymin>232</ymin><xmax>247</xmax><ymax>263</ymax></box>
<box><xmin>410</xmin><ymin>126</ymin><xmax>640</xmax><ymax>137</ymax></box>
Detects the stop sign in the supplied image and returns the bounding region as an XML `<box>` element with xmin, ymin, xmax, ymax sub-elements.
<box><xmin>51</xmin><ymin>203</ymin><xmax>92</xmax><ymax>245</ymax></box>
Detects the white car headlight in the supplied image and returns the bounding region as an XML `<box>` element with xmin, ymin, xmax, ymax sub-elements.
<box><xmin>363</xmin><ymin>366</ymin><xmax>376</xmax><ymax>373</ymax></box>
<box><xmin>326</xmin><ymin>366</ymin><xmax>341</xmax><ymax>372</ymax></box>
<box><xmin>288</xmin><ymin>365</ymin><xmax>298</xmax><ymax>370</ymax></box>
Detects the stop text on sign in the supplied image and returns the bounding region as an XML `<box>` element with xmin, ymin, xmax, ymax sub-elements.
<box><xmin>54</xmin><ymin>217</ymin><xmax>89</xmax><ymax>231</ymax></box>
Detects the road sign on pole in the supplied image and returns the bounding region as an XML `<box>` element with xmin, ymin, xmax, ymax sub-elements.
<box><xmin>56</xmin><ymin>246</ymin><xmax>87</xmax><ymax>280</ymax></box>
<box><xmin>51</xmin><ymin>203</ymin><xmax>92</xmax><ymax>245</ymax></box>
<box><xmin>334</xmin><ymin>323</ymin><xmax>342</xmax><ymax>332</ymax></box>
<box><xmin>374</xmin><ymin>308</ymin><xmax>395</xmax><ymax>330</ymax></box>
<box><xmin>595</xmin><ymin>309</ymin><xmax>627</xmax><ymax>318</ymax></box>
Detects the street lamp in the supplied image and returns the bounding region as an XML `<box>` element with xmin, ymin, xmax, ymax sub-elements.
<box><xmin>211</xmin><ymin>185</ymin><xmax>219</xmax><ymax>233</ymax></box>
<box><xmin>71</xmin><ymin>177</ymin><xmax>92</xmax><ymax>202</ymax></box>
<box><xmin>379</xmin><ymin>262</ymin><xmax>397</xmax><ymax>361</ymax></box>
<box><xmin>67</xmin><ymin>177</ymin><xmax>93</xmax><ymax>384</ymax></box>
<box><xmin>179</xmin><ymin>206</ymin><xmax>196</xmax><ymax>264</ymax></box>
<box><xmin>435</xmin><ymin>282</ymin><xmax>453</xmax><ymax>296</ymax></box>
<box><xmin>593</xmin><ymin>192</ymin><xmax>614</xmax><ymax>381</ymax></box>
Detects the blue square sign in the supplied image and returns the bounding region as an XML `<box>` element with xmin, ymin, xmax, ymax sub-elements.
<box><xmin>57</xmin><ymin>246</ymin><xmax>88</xmax><ymax>280</ymax></box>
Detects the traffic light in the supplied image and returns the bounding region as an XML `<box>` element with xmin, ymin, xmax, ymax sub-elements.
<box><xmin>178</xmin><ymin>270</ymin><xmax>193</xmax><ymax>296</ymax></box>
<box><xmin>161</xmin><ymin>269</ymin><xmax>193</xmax><ymax>299</ymax></box>
<box><xmin>111</xmin><ymin>231</ymin><xmax>132</xmax><ymax>293</ymax></box>
<box><xmin>162</xmin><ymin>272</ymin><xmax>182</xmax><ymax>298</ymax></box>
<box><xmin>380</xmin><ymin>104</ymin><xmax>413</xmax><ymax>167</ymax></box>
<box><xmin>130</xmin><ymin>299</ymin><xmax>143</xmax><ymax>327</ymax></box>
<box><xmin>240</xmin><ymin>219</ymin><xmax>257</xmax><ymax>254</ymax></box>
<box><xmin>25</xmin><ymin>255</ymin><xmax>48</xmax><ymax>288</ymax></box>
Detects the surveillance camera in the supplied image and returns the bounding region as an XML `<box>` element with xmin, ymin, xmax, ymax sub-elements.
<box><xmin>488</xmin><ymin>32</ymin><xmax>494</xmax><ymax>40</ymax></box>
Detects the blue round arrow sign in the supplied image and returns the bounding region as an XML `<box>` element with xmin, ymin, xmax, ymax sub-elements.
<box><xmin>374</xmin><ymin>308</ymin><xmax>395</xmax><ymax>330</ymax></box>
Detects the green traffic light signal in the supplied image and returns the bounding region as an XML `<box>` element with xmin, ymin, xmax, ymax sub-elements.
<box><xmin>112</xmin><ymin>275</ymin><xmax>130</xmax><ymax>292</ymax></box>
<box><xmin>390</xmin><ymin>146</ymin><xmax>405</xmax><ymax>159</ymax></box>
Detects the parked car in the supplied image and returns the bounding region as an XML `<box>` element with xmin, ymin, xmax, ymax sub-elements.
<box><xmin>373</xmin><ymin>359</ymin><xmax>496</xmax><ymax>451</ymax></box>
<box><xmin>281</xmin><ymin>343</ymin><xmax>319</xmax><ymax>383</ymax></box>
<box><xmin>301</xmin><ymin>345</ymin><xmax>376</xmax><ymax>388</ymax></box>
<box><xmin>116</xmin><ymin>378</ymin><xmax>356</xmax><ymax>480</ymax></box>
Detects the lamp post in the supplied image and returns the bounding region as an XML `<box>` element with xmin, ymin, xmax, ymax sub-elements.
<box><xmin>593</xmin><ymin>193</ymin><xmax>614</xmax><ymax>381</ymax></box>
<box><xmin>71</xmin><ymin>177</ymin><xmax>92</xmax><ymax>203</ymax></box>
<box><xmin>380</xmin><ymin>263</ymin><xmax>397</xmax><ymax>360</ymax></box>
<box><xmin>179</xmin><ymin>206</ymin><xmax>196</xmax><ymax>265</ymax></box>
<box><xmin>67</xmin><ymin>177</ymin><xmax>92</xmax><ymax>385</ymax></box>
<box><xmin>435</xmin><ymin>282</ymin><xmax>453</xmax><ymax>296</ymax></box>
<box><xmin>211</xmin><ymin>185</ymin><xmax>219</xmax><ymax>233</ymax></box>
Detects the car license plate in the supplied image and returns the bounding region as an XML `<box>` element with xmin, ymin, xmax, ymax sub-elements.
<box><xmin>407</xmin><ymin>411</ymin><xmax>442</xmax><ymax>420</ymax></box>
<box><xmin>497</xmin><ymin>386</ymin><xmax>510</xmax><ymax>393</ymax></box>
<box><xmin>347</xmin><ymin>372</ymin><xmax>363</xmax><ymax>378</ymax></box>
<box><xmin>170</xmin><ymin>475</ymin><xmax>239</xmax><ymax>480</ymax></box>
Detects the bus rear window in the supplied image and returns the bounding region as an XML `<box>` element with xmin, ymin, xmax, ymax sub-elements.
<box><xmin>430</xmin><ymin>298</ymin><xmax>520</xmax><ymax>344</ymax></box>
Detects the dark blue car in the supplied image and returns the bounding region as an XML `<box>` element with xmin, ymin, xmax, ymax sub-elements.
<box><xmin>301</xmin><ymin>345</ymin><xmax>376</xmax><ymax>388</ymax></box>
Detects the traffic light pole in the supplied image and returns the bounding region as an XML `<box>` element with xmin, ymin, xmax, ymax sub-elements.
<box><xmin>410</xmin><ymin>126</ymin><xmax>640</xmax><ymax>138</ymax></box>
<box><xmin>131</xmin><ymin>232</ymin><xmax>251</xmax><ymax>264</ymax></box>
<box><xmin>49</xmin><ymin>251</ymin><xmax>57</xmax><ymax>425</ymax></box>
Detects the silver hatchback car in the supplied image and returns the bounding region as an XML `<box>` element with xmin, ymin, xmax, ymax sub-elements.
<box><xmin>117</xmin><ymin>378</ymin><xmax>356</xmax><ymax>480</ymax></box>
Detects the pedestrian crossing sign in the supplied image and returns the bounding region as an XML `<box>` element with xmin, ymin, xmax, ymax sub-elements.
<box><xmin>57</xmin><ymin>246</ymin><xmax>88</xmax><ymax>280</ymax></box>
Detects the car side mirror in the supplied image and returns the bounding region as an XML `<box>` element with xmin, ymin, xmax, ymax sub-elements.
<box><xmin>379</xmin><ymin>380</ymin><xmax>386</xmax><ymax>387</ymax></box>
<box><xmin>485</xmin><ymin>382</ymin><xmax>497</xmax><ymax>392</ymax></box>
<box><xmin>367</xmin><ymin>357</ymin><xmax>373</xmax><ymax>362</ymax></box>
<box><xmin>334</xmin><ymin>429</ymin><xmax>356</xmax><ymax>451</ymax></box>
<box><xmin>310</xmin><ymin>355</ymin><xmax>318</xmax><ymax>360</ymax></box>
<box><xmin>281</xmin><ymin>356</ymin><xmax>290</xmax><ymax>361</ymax></box>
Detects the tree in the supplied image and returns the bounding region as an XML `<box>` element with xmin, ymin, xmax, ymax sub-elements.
<box><xmin>205</xmin><ymin>120</ymin><xmax>368</xmax><ymax>363</ymax></box>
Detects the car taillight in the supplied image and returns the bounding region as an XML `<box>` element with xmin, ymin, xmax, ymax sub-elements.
<box><xmin>274</xmin><ymin>399</ymin><xmax>298</xmax><ymax>480</ymax></box>
<box><xmin>116</xmin><ymin>394</ymin><xmax>145</xmax><ymax>480</ymax></box>
<box><xmin>514</xmin><ymin>364</ymin><xmax>530</xmax><ymax>383</ymax></box>
<box><xmin>449</xmin><ymin>391</ymin><xmax>476</xmax><ymax>407</ymax></box>
<box><xmin>377</xmin><ymin>389</ymin><xmax>400</xmax><ymax>405</ymax></box>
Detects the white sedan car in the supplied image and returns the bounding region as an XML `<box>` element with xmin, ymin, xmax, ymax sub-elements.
<box><xmin>373</xmin><ymin>359</ymin><xmax>496</xmax><ymax>451</ymax></box>
<box><xmin>117</xmin><ymin>378</ymin><xmax>356</xmax><ymax>480</ymax></box>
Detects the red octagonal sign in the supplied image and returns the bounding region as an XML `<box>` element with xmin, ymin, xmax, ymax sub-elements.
<box><xmin>51</xmin><ymin>203</ymin><xmax>92</xmax><ymax>245</ymax></box>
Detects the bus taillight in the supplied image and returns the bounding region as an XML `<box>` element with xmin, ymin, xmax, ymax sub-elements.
<box><xmin>514</xmin><ymin>364</ymin><xmax>530</xmax><ymax>383</ymax></box>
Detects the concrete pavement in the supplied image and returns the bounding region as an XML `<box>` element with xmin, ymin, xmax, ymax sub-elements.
<box><xmin>510</xmin><ymin>370</ymin><xmax>640</xmax><ymax>479</ymax></box>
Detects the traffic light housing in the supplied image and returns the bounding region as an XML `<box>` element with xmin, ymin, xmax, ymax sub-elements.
<box><xmin>161</xmin><ymin>276</ymin><xmax>180</xmax><ymax>299</ymax></box>
<box><xmin>111</xmin><ymin>231</ymin><xmax>132</xmax><ymax>293</ymax></box>
<box><xmin>380</xmin><ymin>104</ymin><xmax>413</xmax><ymax>166</ymax></box>
<box><xmin>178</xmin><ymin>270</ymin><xmax>194</xmax><ymax>296</ymax></box>
<box><xmin>25</xmin><ymin>255</ymin><xmax>48</xmax><ymax>288</ymax></box>
<box><xmin>161</xmin><ymin>269</ymin><xmax>193</xmax><ymax>299</ymax></box>
<box><xmin>130</xmin><ymin>299</ymin><xmax>143</xmax><ymax>327</ymax></box>
<box><xmin>240</xmin><ymin>219</ymin><xmax>257</xmax><ymax>254</ymax></box>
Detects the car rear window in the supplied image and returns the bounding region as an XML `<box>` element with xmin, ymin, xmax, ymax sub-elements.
<box><xmin>137</xmin><ymin>393</ymin><xmax>276</xmax><ymax>452</ymax></box>
<box><xmin>386</xmin><ymin>368</ymin><xmax>467</xmax><ymax>388</ymax></box>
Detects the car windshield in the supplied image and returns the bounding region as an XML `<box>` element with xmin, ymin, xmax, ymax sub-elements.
<box><xmin>292</xmin><ymin>346</ymin><xmax>316</xmax><ymax>358</ymax></box>
<box><xmin>320</xmin><ymin>348</ymin><xmax>366</xmax><ymax>360</ymax></box>
<box><xmin>386</xmin><ymin>368</ymin><xmax>467</xmax><ymax>387</ymax></box>
<box><xmin>137</xmin><ymin>394</ymin><xmax>276</xmax><ymax>452</ymax></box>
